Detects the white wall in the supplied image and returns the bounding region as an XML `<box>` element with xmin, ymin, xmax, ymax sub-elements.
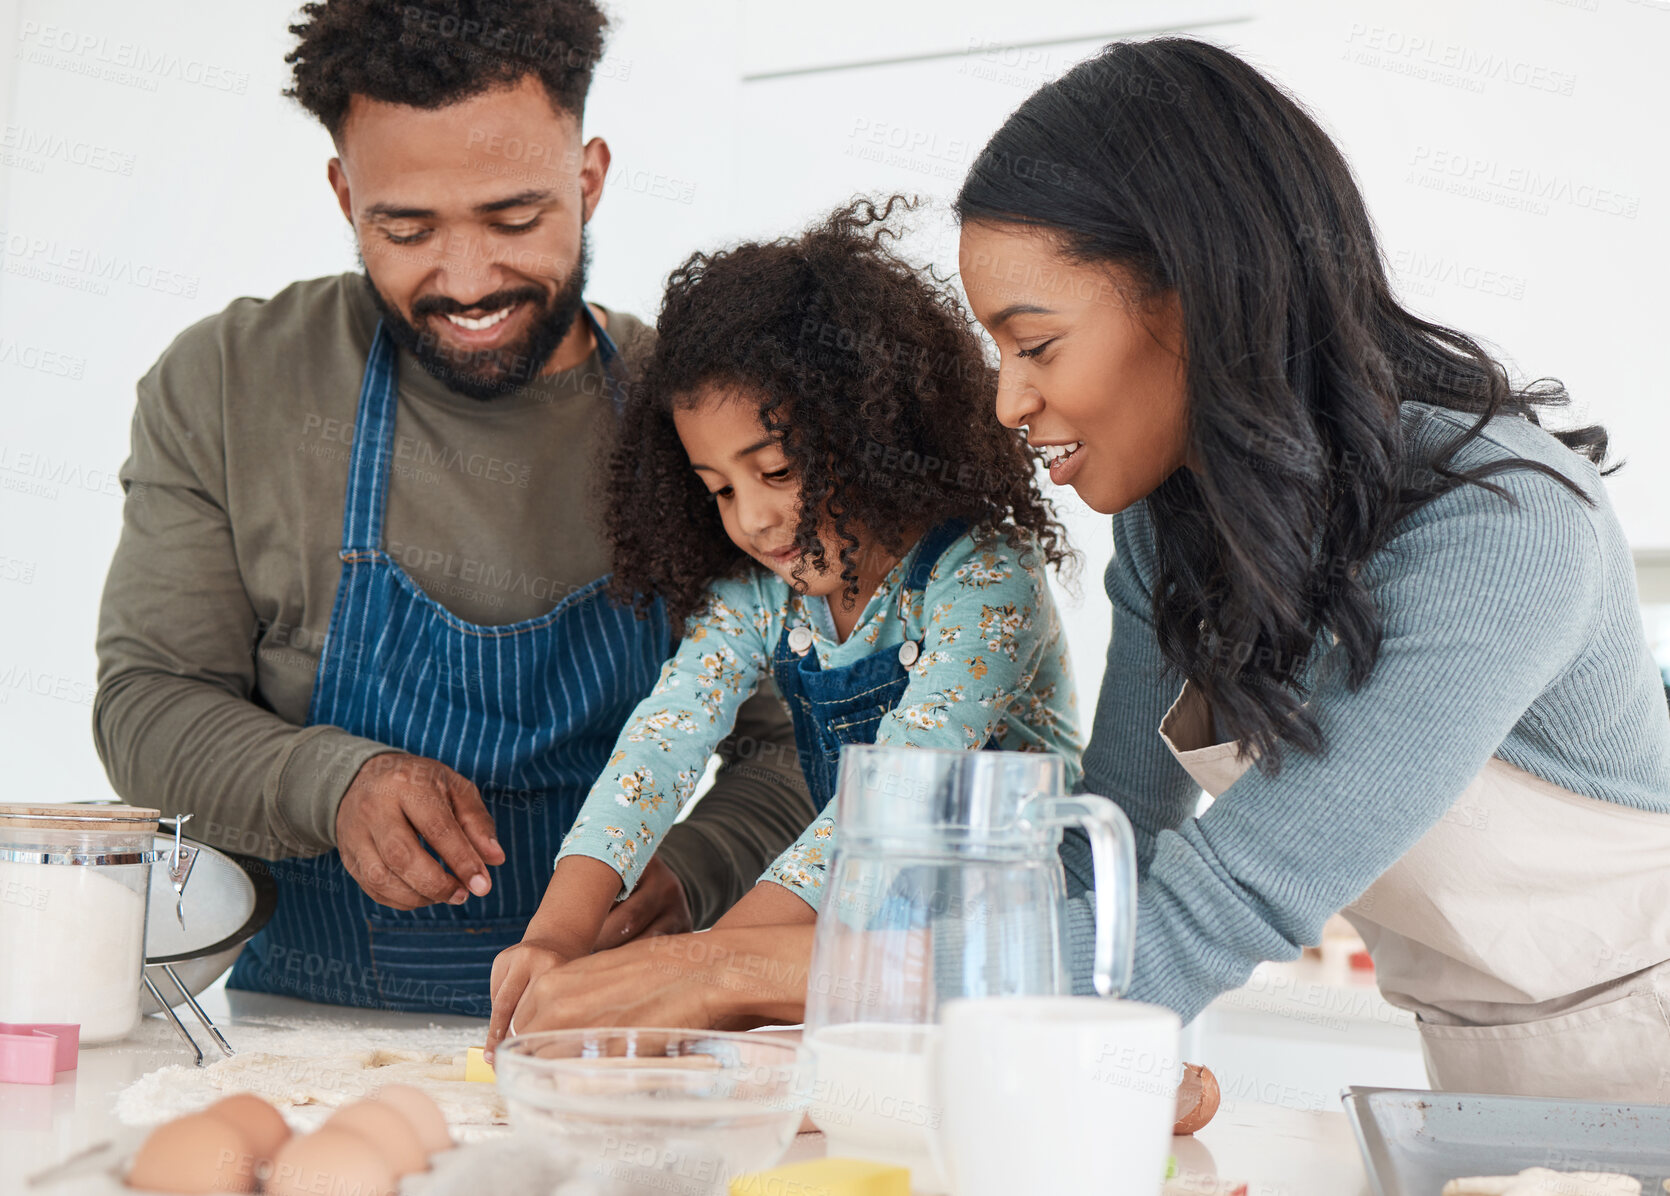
<box><xmin>1</xmin><ymin>0</ymin><xmax>1664</xmax><ymax>805</ymax></box>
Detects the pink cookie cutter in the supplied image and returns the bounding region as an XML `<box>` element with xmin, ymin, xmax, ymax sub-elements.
<box><xmin>0</xmin><ymin>1023</ymin><xmax>79</xmax><ymax>1085</ymax></box>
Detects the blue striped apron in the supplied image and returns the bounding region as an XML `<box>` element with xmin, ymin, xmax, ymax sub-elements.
<box><xmin>229</xmin><ymin>308</ymin><xmax>670</xmax><ymax>1017</ymax></box>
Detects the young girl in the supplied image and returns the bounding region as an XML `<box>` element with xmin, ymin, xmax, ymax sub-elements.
<box><xmin>486</xmin><ymin>199</ymin><xmax>1081</xmax><ymax>1044</ymax></box>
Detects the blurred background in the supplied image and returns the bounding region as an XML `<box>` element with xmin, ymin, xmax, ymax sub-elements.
<box><xmin>1</xmin><ymin>0</ymin><xmax>1666</xmax><ymax>809</ymax></box>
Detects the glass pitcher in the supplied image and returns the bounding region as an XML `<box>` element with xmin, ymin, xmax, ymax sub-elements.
<box><xmin>801</xmin><ymin>746</ymin><xmax>1137</xmax><ymax>1190</ymax></box>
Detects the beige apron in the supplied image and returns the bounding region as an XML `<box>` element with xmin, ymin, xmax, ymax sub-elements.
<box><xmin>1160</xmin><ymin>680</ymin><xmax>1670</xmax><ymax>1099</ymax></box>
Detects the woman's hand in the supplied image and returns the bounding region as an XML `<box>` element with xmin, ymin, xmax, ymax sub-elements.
<box><xmin>596</xmin><ymin>854</ymin><xmax>694</xmax><ymax>946</ymax></box>
<box><xmin>512</xmin><ymin>923</ymin><xmax>817</xmax><ymax>1033</ymax></box>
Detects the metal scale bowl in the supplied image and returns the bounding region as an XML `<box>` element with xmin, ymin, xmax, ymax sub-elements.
<box><xmin>141</xmin><ymin>817</ymin><xmax>276</xmax><ymax>1065</ymax></box>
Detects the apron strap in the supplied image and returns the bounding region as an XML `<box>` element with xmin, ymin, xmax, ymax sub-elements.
<box><xmin>904</xmin><ymin>519</ymin><xmax>969</xmax><ymax>596</ymax></box>
<box><xmin>341</xmin><ymin>304</ymin><xmax>625</xmax><ymax>554</ymax></box>
<box><xmin>341</xmin><ymin>321</ymin><xmax>400</xmax><ymax>553</ymax></box>
<box><xmin>584</xmin><ymin>303</ymin><xmax>628</xmax><ymax>417</ymax></box>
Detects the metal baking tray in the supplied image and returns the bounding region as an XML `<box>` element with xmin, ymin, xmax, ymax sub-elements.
<box><xmin>1343</xmin><ymin>1086</ymin><xmax>1670</xmax><ymax>1196</ymax></box>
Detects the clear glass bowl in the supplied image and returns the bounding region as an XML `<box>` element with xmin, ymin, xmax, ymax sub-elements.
<box><xmin>494</xmin><ymin>1028</ymin><xmax>811</xmax><ymax>1196</ymax></box>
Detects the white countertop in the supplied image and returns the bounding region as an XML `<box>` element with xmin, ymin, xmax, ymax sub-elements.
<box><xmin>2</xmin><ymin>984</ymin><xmax>1370</xmax><ymax>1196</ymax></box>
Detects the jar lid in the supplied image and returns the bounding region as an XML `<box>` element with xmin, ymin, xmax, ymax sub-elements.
<box><xmin>0</xmin><ymin>803</ymin><xmax>162</xmax><ymax>832</ymax></box>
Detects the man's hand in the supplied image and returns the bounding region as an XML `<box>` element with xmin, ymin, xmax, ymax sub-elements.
<box><xmin>334</xmin><ymin>753</ymin><xmax>506</xmax><ymax>910</ymax></box>
<box><xmin>594</xmin><ymin>854</ymin><xmax>693</xmax><ymax>948</ymax></box>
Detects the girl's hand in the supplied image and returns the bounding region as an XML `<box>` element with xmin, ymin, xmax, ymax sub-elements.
<box><xmin>512</xmin><ymin>924</ymin><xmax>817</xmax><ymax>1034</ymax></box>
<box><xmin>487</xmin><ymin>936</ymin><xmax>588</xmax><ymax>1055</ymax></box>
<box><xmin>486</xmin><ymin>856</ymin><xmax>632</xmax><ymax>1055</ymax></box>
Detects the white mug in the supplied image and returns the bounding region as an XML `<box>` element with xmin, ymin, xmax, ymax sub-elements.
<box><xmin>932</xmin><ymin>996</ymin><xmax>1182</xmax><ymax>1196</ymax></box>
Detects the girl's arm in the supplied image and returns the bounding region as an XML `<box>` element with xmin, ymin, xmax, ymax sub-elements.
<box><xmin>559</xmin><ymin>586</ymin><xmax>772</xmax><ymax>903</ymax></box>
<box><xmin>486</xmin><ymin>583</ymin><xmax>772</xmax><ymax>1049</ymax></box>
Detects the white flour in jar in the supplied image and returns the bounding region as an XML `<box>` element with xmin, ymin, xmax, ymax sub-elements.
<box><xmin>0</xmin><ymin>858</ymin><xmax>147</xmax><ymax>1042</ymax></box>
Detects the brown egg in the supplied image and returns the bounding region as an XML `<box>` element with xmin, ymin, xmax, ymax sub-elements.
<box><xmin>372</xmin><ymin>1084</ymin><xmax>452</xmax><ymax>1156</ymax></box>
<box><xmin>266</xmin><ymin>1128</ymin><xmax>396</xmax><ymax>1196</ymax></box>
<box><xmin>326</xmin><ymin>1099</ymin><xmax>429</xmax><ymax>1175</ymax></box>
<box><xmin>125</xmin><ymin>1113</ymin><xmax>258</xmax><ymax>1193</ymax></box>
<box><xmin>204</xmin><ymin>1093</ymin><xmax>292</xmax><ymax>1170</ymax></box>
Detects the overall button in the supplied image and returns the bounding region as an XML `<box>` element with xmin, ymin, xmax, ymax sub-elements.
<box><xmin>898</xmin><ymin>641</ymin><xmax>920</xmax><ymax>668</ymax></box>
<box><xmin>788</xmin><ymin>626</ymin><xmax>815</xmax><ymax>656</ymax></box>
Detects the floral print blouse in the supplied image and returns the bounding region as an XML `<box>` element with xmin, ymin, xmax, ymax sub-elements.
<box><xmin>557</xmin><ymin>527</ymin><xmax>1083</xmax><ymax>909</ymax></box>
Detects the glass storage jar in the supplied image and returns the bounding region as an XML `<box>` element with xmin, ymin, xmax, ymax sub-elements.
<box><xmin>0</xmin><ymin>803</ymin><xmax>160</xmax><ymax>1043</ymax></box>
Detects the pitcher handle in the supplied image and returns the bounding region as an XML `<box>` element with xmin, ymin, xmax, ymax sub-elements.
<box><xmin>1019</xmin><ymin>793</ymin><xmax>1137</xmax><ymax>998</ymax></box>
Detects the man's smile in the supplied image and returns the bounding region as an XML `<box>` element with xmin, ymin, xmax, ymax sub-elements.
<box><xmin>430</xmin><ymin>299</ymin><xmax>533</xmax><ymax>349</ymax></box>
<box><xmin>444</xmin><ymin>306</ymin><xmax>515</xmax><ymax>331</ymax></box>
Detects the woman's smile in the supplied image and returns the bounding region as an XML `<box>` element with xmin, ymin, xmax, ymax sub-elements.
<box><xmin>1034</xmin><ymin>439</ymin><xmax>1087</xmax><ymax>485</ymax></box>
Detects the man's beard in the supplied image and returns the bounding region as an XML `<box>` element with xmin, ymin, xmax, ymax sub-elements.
<box><xmin>362</xmin><ymin>232</ymin><xmax>590</xmax><ymax>402</ymax></box>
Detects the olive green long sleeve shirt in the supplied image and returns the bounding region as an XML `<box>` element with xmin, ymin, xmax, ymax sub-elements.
<box><xmin>94</xmin><ymin>272</ymin><xmax>812</xmax><ymax>926</ymax></box>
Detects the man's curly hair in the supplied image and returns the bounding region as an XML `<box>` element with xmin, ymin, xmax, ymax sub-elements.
<box><xmin>286</xmin><ymin>0</ymin><xmax>608</xmax><ymax>137</ymax></box>
<box><xmin>604</xmin><ymin>196</ymin><xmax>1072</xmax><ymax>632</ymax></box>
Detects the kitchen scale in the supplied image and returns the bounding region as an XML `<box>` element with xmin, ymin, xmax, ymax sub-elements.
<box><xmin>142</xmin><ymin>816</ymin><xmax>276</xmax><ymax>1065</ymax></box>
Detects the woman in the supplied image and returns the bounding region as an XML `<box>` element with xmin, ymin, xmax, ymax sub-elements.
<box><xmin>513</xmin><ymin>40</ymin><xmax>1670</xmax><ymax>1101</ymax></box>
<box><xmin>955</xmin><ymin>38</ymin><xmax>1670</xmax><ymax>1100</ymax></box>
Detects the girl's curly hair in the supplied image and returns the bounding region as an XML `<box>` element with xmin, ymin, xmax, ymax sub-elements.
<box><xmin>604</xmin><ymin>196</ymin><xmax>1071</xmax><ymax>631</ymax></box>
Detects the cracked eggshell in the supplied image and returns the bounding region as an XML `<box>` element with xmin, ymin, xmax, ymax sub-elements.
<box><xmin>1172</xmin><ymin>1063</ymin><xmax>1222</xmax><ymax>1135</ymax></box>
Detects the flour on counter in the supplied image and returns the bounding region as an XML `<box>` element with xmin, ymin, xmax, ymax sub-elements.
<box><xmin>114</xmin><ymin>1013</ymin><xmax>508</xmax><ymax>1142</ymax></box>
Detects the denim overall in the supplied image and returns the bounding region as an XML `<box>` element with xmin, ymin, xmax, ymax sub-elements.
<box><xmin>229</xmin><ymin>309</ymin><xmax>669</xmax><ymax>1016</ymax></box>
<box><xmin>771</xmin><ymin>520</ymin><xmax>973</xmax><ymax>809</ymax></box>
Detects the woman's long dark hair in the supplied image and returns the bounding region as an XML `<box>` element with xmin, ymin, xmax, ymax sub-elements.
<box><xmin>956</xmin><ymin>38</ymin><xmax>1610</xmax><ymax>772</ymax></box>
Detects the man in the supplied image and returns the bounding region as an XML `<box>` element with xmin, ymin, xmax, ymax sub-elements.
<box><xmin>93</xmin><ymin>0</ymin><xmax>813</xmax><ymax>1018</ymax></box>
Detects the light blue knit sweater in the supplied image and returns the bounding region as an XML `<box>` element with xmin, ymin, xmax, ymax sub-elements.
<box><xmin>1062</xmin><ymin>401</ymin><xmax>1670</xmax><ymax>1019</ymax></box>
